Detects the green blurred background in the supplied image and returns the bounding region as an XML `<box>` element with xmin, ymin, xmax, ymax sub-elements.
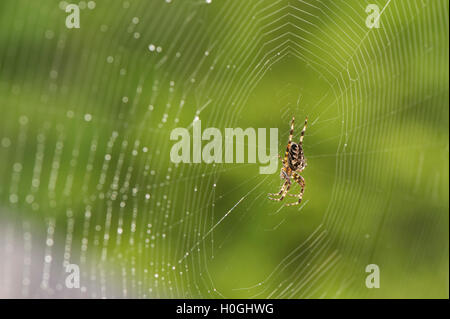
<box><xmin>0</xmin><ymin>0</ymin><xmax>448</xmax><ymax>298</ymax></box>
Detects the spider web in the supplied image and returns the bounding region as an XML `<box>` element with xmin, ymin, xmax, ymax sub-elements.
<box><xmin>0</xmin><ymin>0</ymin><xmax>448</xmax><ymax>298</ymax></box>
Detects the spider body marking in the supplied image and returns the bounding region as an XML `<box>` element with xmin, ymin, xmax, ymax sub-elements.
<box><xmin>268</xmin><ymin>116</ymin><xmax>308</xmax><ymax>206</ymax></box>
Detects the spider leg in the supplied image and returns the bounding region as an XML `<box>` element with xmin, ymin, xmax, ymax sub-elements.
<box><xmin>268</xmin><ymin>180</ymin><xmax>288</xmax><ymax>198</ymax></box>
<box><xmin>282</xmin><ymin>117</ymin><xmax>295</xmax><ymax>165</ymax></box>
<box><xmin>289</xmin><ymin>116</ymin><xmax>295</xmax><ymax>143</ymax></box>
<box><xmin>285</xmin><ymin>173</ymin><xmax>305</xmax><ymax>206</ymax></box>
<box><xmin>299</xmin><ymin>117</ymin><xmax>308</xmax><ymax>147</ymax></box>
<box><xmin>268</xmin><ymin>180</ymin><xmax>291</xmax><ymax>201</ymax></box>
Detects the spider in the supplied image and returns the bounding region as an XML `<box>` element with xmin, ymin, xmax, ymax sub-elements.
<box><xmin>268</xmin><ymin>116</ymin><xmax>308</xmax><ymax>206</ymax></box>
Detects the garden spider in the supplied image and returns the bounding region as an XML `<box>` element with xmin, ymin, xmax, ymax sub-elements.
<box><xmin>268</xmin><ymin>116</ymin><xmax>307</xmax><ymax>206</ymax></box>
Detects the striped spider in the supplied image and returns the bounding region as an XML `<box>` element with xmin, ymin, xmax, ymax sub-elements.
<box><xmin>268</xmin><ymin>116</ymin><xmax>307</xmax><ymax>206</ymax></box>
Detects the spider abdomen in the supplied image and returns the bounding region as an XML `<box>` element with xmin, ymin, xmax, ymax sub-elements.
<box><xmin>288</xmin><ymin>143</ymin><xmax>303</xmax><ymax>170</ymax></box>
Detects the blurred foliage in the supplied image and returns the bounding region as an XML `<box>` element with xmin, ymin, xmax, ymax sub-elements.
<box><xmin>0</xmin><ymin>0</ymin><xmax>448</xmax><ymax>298</ymax></box>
